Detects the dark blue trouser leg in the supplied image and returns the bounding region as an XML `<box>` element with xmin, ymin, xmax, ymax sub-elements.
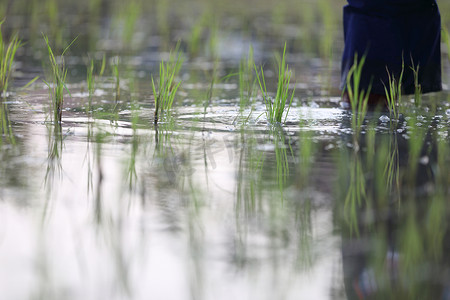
<box><xmin>341</xmin><ymin>0</ymin><xmax>442</xmax><ymax>95</ymax></box>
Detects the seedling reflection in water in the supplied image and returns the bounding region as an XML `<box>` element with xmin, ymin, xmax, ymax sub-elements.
<box><xmin>255</xmin><ymin>42</ymin><xmax>295</xmax><ymax>125</ymax></box>
<box><xmin>297</xmin><ymin>119</ymin><xmax>316</xmax><ymax>189</ymax></box>
<box><xmin>126</xmin><ymin>98</ymin><xmax>140</xmax><ymax>191</ymax></box>
<box><xmin>236</xmin><ymin>128</ymin><xmax>265</xmax><ymax>214</ymax></box>
<box><xmin>272</xmin><ymin>127</ymin><xmax>292</xmax><ymax>199</ymax></box>
<box><xmin>152</xmin><ymin>45</ymin><xmax>183</xmax><ymax>125</ymax></box>
<box><xmin>405</xmin><ymin>114</ymin><xmax>427</xmax><ymax>186</ymax></box>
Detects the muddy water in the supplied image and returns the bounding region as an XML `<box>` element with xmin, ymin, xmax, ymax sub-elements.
<box><xmin>1</xmin><ymin>1</ymin><xmax>450</xmax><ymax>299</ymax></box>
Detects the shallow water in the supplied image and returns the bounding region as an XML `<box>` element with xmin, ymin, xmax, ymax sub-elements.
<box><xmin>1</xmin><ymin>1</ymin><xmax>450</xmax><ymax>299</ymax></box>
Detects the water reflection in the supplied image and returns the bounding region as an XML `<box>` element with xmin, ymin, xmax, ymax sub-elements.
<box><xmin>44</xmin><ymin>123</ymin><xmax>63</xmax><ymax>208</ymax></box>
<box><xmin>339</xmin><ymin>113</ymin><xmax>450</xmax><ymax>299</ymax></box>
<box><xmin>1</xmin><ymin>0</ymin><xmax>450</xmax><ymax>298</ymax></box>
<box><xmin>125</xmin><ymin>100</ymin><xmax>139</xmax><ymax>191</ymax></box>
<box><xmin>93</xmin><ymin>131</ymin><xmax>105</xmax><ymax>225</ymax></box>
<box><xmin>0</xmin><ymin>99</ymin><xmax>15</xmax><ymax>145</ymax></box>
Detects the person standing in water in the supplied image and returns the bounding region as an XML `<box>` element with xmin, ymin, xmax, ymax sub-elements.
<box><xmin>340</xmin><ymin>0</ymin><xmax>442</xmax><ymax>108</ymax></box>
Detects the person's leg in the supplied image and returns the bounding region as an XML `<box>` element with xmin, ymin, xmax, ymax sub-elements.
<box><xmin>341</xmin><ymin>0</ymin><xmax>441</xmax><ymax>108</ymax></box>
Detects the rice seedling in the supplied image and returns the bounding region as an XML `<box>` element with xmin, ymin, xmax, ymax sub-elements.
<box><xmin>109</xmin><ymin>1</ymin><xmax>142</xmax><ymax>48</ymax></box>
<box><xmin>254</xmin><ymin>42</ymin><xmax>295</xmax><ymax>125</ymax></box>
<box><xmin>0</xmin><ymin>20</ymin><xmax>22</xmax><ymax>97</ymax></box>
<box><xmin>383</xmin><ymin>62</ymin><xmax>404</xmax><ymax>121</ymax></box>
<box><xmin>154</xmin><ymin>0</ymin><xmax>170</xmax><ymax>45</ymax></box>
<box><xmin>187</xmin><ymin>12</ymin><xmax>217</xmax><ymax>58</ymax></box>
<box><xmin>0</xmin><ymin>20</ymin><xmax>20</xmax><ymax>144</ymax></box>
<box><xmin>87</xmin><ymin>59</ymin><xmax>95</xmax><ymax>103</ymax></box>
<box><xmin>88</xmin><ymin>0</ymin><xmax>102</xmax><ymax>15</ymax></box>
<box><xmin>345</xmin><ymin>54</ymin><xmax>370</xmax><ymax>141</ymax></box>
<box><xmin>378</xmin><ymin>62</ymin><xmax>405</xmax><ymax>202</ymax></box>
<box><xmin>45</xmin><ymin>0</ymin><xmax>64</xmax><ymax>49</ymax></box>
<box><xmin>1</xmin><ymin>20</ymin><xmax>40</xmax><ymax>145</ymax></box>
<box><xmin>298</xmin><ymin>2</ymin><xmax>315</xmax><ymax>54</ymax></box>
<box><xmin>151</xmin><ymin>45</ymin><xmax>183</xmax><ymax>125</ymax></box>
<box><xmin>317</xmin><ymin>0</ymin><xmax>336</xmax><ymax>61</ymax></box>
<box><xmin>122</xmin><ymin>0</ymin><xmax>141</xmax><ymax>46</ymax></box>
<box><xmin>371</xmin><ymin>134</ymin><xmax>392</xmax><ymax>208</ymax></box>
<box><xmin>204</xmin><ymin>58</ymin><xmax>228</xmax><ymax>119</ymax></box>
<box><xmin>187</xmin><ymin>15</ymin><xmax>204</xmax><ymax>58</ymax></box>
<box><xmin>84</xmin><ymin>55</ymin><xmax>106</xmax><ymax>189</ymax></box>
<box><xmin>271</xmin><ymin>2</ymin><xmax>287</xmax><ymax>27</ymax></box>
<box><xmin>43</xmin><ymin>34</ymin><xmax>77</xmax><ymax>125</ymax></box>
<box><xmin>208</xmin><ymin>18</ymin><xmax>219</xmax><ymax>59</ymax></box>
<box><xmin>99</xmin><ymin>54</ymin><xmax>106</xmax><ymax>77</ymax></box>
<box><xmin>111</xmin><ymin>56</ymin><xmax>120</xmax><ymax>101</ymax></box>
<box><xmin>316</xmin><ymin>0</ymin><xmax>337</xmax><ymax>94</ymax></box>
<box><xmin>237</xmin><ymin>46</ymin><xmax>256</xmax><ymax>122</ymax></box>
<box><xmin>86</xmin><ymin>55</ymin><xmax>106</xmax><ymax>111</ymax></box>
<box><xmin>410</xmin><ymin>62</ymin><xmax>422</xmax><ymax>107</ymax></box>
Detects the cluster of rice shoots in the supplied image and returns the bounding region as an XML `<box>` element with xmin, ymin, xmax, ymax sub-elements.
<box><xmin>345</xmin><ymin>54</ymin><xmax>370</xmax><ymax>139</ymax></box>
<box><xmin>0</xmin><ymin>20</ymin><xmax>22</xmax><ymax>145</ymax></box>
<box><xmin>86</xmin><ymin>55</ymin><xmax>105</xmax><ymax>111</ymax></box>
<box><xmin>255</xmin><ymin>42</ymin><xmax>295</xmax><ymax>125</ymax></box>
<box><xmin>122</xmin><ymin>0</ymin><xmax>141</xmax><ymax>45</ymax></box>
<box><xmin>151</xmin><ymin>45</ymin><xmax>183</xmax><ymax>125</ymax></box>
<box><xmin>43</xmin><ymin>35</ymin><xmax>77</xmax><ymax>124</ymax></box>
<box><xmin>0</xmin><ymin>20</ymin><xmax>22</xmax><ymax>96</ymax></box>
<box><xmin>238</xmin><ymin>46</ymin><xmax>256</xmax><ymax>120</ymax></box>
<box><xmin>111</xmin><ymin>56</ymin><xmax>120</xmax><ymax>101</ymax></box>
<box><xmin>383</xmin><ymin>62</ymin><xmax>404</xmax><ymax>120</ymax></box>
<box><xmin>410</xmin><ymin>62</ymin><xmax>422</xmax><ymax>107</ymax></box>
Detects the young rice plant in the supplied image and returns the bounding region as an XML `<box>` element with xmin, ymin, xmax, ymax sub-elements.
<box><xmin>43</xmin><ymin>34</ymin><xmax>77</xmax><ymax>124</ymax></box>
<box><xmin>151</xmin><ymin>45</ymin><xmax>183</xmax><ymax>125</ymax></box>
<box><xmin>0</xmin><ymin>19</ymin><xmax>22</xmax><ymax>96</ymax></box>
<box><xmin>345</xmin><ymin>54</ymin><xmax>370</xmax><ymax>140</ymax></box>
<box><xmin>383</xmin><ymin>62</ymin><xmax>404</xmax><ymax>121</ymax></box>
<box><xmin>255</xmin><ymin>42</ymin><xmax>295</xmax><ymax>125</ymax></box>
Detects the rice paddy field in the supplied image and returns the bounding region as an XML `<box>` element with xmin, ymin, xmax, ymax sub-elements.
<box><xmin>1</xmin><ymin>0</ymin><xmax>450</xmax><ymax>299</ymax></box>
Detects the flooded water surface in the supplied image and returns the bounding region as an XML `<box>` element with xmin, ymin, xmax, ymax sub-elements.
<box><xmin>1</xmin><ymin>0</ymin><xmax>450</xmax><ymax>299</ymax></box>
